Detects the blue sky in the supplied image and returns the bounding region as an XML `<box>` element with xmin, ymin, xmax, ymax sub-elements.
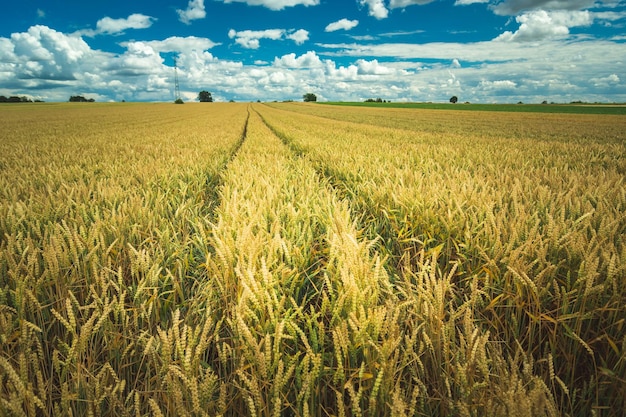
<box><xmin>1</xmin><ymin>0</ymin><xmax>625</xmax><ymax>102</ymax></box>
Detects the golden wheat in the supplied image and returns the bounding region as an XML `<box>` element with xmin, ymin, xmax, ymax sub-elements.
<box><xmin>1</xmin><ymin>101</ymin><xmax>623</xmax><ymax>416</ymax></box>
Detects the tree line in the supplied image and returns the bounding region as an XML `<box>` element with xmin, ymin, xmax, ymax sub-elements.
<box><xmin>0</xmin><ymin>96</ymin><xmax>43</xmax><ymax>103</ymax></box>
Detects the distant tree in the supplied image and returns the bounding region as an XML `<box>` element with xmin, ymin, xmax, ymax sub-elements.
<box><xmin>303</xmin><ymin>93</ymin><xmax>317</xmax><ymax>102</ymax></box>
<box><xmin>541</xmin><ymin>100</ymin><xmax>548</xmax><ymax>105</ymax></box>
<box><xmin>174</xmin><ymin>98</ymin><xmax>184</xmax><ymax>104</ymax></box>
<box><xmin>449</xmin><ymin>96</ymin><xmax>458</xmax><ymax>104</ymax></box>
<box><xmin>365</xmin><ymin>98</ymin><xmax>375</xmax><ymax>102</ymax></box>
<box><xmin>198</xmin><ymin>90</ymin><xmax>213</xmax><ymax>102</ymax></box>
<box><xmin>69</xmin><ymin>95</ymin><xmax>94</xmax><ymax>102</ymax></box>
<box><xmin>376</xmin><ymin>97</ymin><xmax>383</xmax><ymax>103</ymax></box>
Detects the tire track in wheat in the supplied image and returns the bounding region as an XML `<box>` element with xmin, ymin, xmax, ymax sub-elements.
<box><xmin>192</xmin><ymin>104</ymin><xmax>395</xmax><ymax>416</ymax></box>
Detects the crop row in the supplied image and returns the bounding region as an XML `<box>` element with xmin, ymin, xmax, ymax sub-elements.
<box><xmin>1</xmin><ymin>102</ymin><xmax>624</xmax><ymax>416</ymax></box>
<box><xmin>257</xmin><ymin>103</ymin><xmax>626</xmax><ymax>416</ymax></box>
<box><xmin>0</xmin><ymin>103</ymin><xmax>248</xmax><ymax>415</ymax></box>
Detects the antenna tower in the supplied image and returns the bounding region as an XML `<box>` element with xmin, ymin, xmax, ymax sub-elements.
<box><xmin>174</xmin><ymin>58</ymin><xmax>181</xmax><ymax>101</ymax></box>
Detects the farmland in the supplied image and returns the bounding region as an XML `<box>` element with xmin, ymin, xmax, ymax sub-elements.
<box><xmin>1</xmin><ymin>102</ymin><xmax>625</xmax><ymax>416</ymax></box>
<box><xmin>321</xmin><ymin>101</ymin><xmax>626</xmax><ymax>115</ymax></box>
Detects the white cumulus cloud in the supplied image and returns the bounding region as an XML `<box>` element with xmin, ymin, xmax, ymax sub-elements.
<box><xmin>494</xmin><ymin>10</ymin><xmax>592</xmax><ymax>42</ymax></box>
<box><xmin>274</xmin><ymin>51</ymin><xmax>323</xmax><ymax>68</ymax></box>
<box><xmin>136</xmin><ymin>36</ymin><xmax>219</xmax><ymax>53</ymax></box>
<box><xmin>325</xmin><ymin>18</ymin><xmax>359</xmax><ymax>32</ymax></box>
<box><xmin>286</xmin><ymin>29</ymin><xmax>309</xmax><ymax>44</ymax></box>
<box><xmin>177</xmin><ymin>0</ymin><xmax>206</xmax><ymax>24</ymax></box>
<box><xmin>358</xmin><ymin>0</ymin><xmax>438</xmax><ymax>19</ymax></box>
<box><xmin>111</xmin><ymin>42</ymin><xmax>162</xmax><ymax>75</ymax></box>
<box><xmin>78</xmin><ymin>14</ymin><xmax>156</xmax><ymax>37</ymax></box>
<box><xmin>454</xmin><ymin>0</ymin><xmax>489</xmax><ymax>5</ymax></box>
<box><xmin>229</xmin><ymin>28</ymin><xmax>308</xmax><ymax>49</ymax></box>
<box><xmin>389</xmin><ymin>0</ymin><xmax>436</xmax><ymax>8</ymax></box>
<box><xmin>228</xmin><ymin>29</ymin><xmax>284</xmax><ymax>49</ymax></box>
<box><xmin>97</xmin><ymin>14</ymin><xmax>155</xmax><ymax>34</ymax></box>
<box><xmin>221</xmin><ymin>0</ymin><xmax>320</xmax><ymax>10</ymax></box>
<box><xmin>359</xmin><ymin>0</ymin><xmax>389</xmax><ymax>19</ymax></box>
<box><xmin>356</xmin><ymin>59</ymin><xmax>394</xmax><ymax>75</ymax></box>
<box><xmin>492</xmin><ymin>0</ymin><xmax>596</xmax><ymax>15</ymax></box>
<box><xmin>479</xmin><ymin>79</ymin><xmax>518</xmax><ymax>89</ymax></box>
<box><xmin>591</xmin><ymin>73</ymin><xmax>620</xmax><ymax>87</ymax></box>
<box><xmin>10</xmin><ymin>25</ymin><xmax>93</xmax><ymax>79</ymax></box>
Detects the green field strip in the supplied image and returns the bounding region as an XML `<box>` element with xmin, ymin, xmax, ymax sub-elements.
<box><xmin>320</xmin><ymin>101</ymin><xmax>626</xmax><ymax>115</ymax></box>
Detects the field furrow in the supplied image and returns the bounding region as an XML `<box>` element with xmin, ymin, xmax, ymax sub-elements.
<box><xmin>187</xmin><ymin>106</ymin><xmax>399</xmax><ymax>415</ymax></box>
<box><xmin>178</xmin><ymin>105</ymin><xmax>553</xmax><ymax>416</ymax></box>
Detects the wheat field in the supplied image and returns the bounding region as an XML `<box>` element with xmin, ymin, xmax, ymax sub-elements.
<box><xmin>0</xmin><ymin>102</ymin><xmax>624</xmax><ymax>416</ymax></box>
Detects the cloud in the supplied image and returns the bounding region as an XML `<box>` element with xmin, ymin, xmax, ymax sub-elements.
<box><xmin>129</xmin><ymin>36</ymin><xmax>219</xmax><ymax>53</ymax></box>
<box><xmin>491</xmin><ymin>0</ymin><xmax>596</xmax><ymax>15</ymax></box>
<box><xmin>108</xmin><ymin>41</ymin><xmax>164</xmax><ymax>76</ymax></box>
<box><xmin>592</xmin><ymin>11</ymin><xmax>626</xmax><ymax>23</ymax></box>
<box><xmin>286</xmin><ymin>29</ymin><xmax>309</xmax><ymax>44</ymax></box>
<box><xmin>228</xmin><ymin>28</ymin><xmax>308</xmax><ymax>48</ymax></box>
<box><xmin>0</xmin><ymin>38</ymin><xmax>16</xmax><ymax>62</ymax></box>
<box><xmin>2</xmin><ymin>16</ymin><xmax>626</xmax><ymax>104</ymax></box>
<box><xmin>325</xmin><ymin>18</ymin><xmax>359</xmax><ymax>32</ymax></box>
<box><xmin>221</xmin><ymin>0</ymin><xmax>320</xmax><ymax>10</ymax></box>
<box><xmin>228</xmin><ymin>29</ymin><xmax>284</xmax><ymax>49</ymax></box>
<box><xmin>37</xmin><ymin>9</ymin><xmax>46</xmax><ymax>18</ymax></box>
<box><xmin>389</xmin><ymin>0</ymin><xmax>436</xmax><ymax>8</ymax></box>
<box><xmin>358</xmin><ymin>0</ymin><xmax>438</xmax><ymax>19</ymax></box>
<box><xmin>454</xmin><ymin>0</ymin><xmax>489</xmax><ymax>5</ymax></box>
<box><xmin>95</xmin><ymin>14</ymin><xmax>156</xmax><ymax>35</ymax></box>
<box><xmin>177</xmin><ymin>0</ymin><xmax>206</xmax><ymax>24</ymax></box>
<box><xmin>0</xmin><ymin>25</ymin><xmax>222</xmax><ymax>101</ymax></box>
<box><xmin>274</xmin><ymin>51</ymin><xmax>323</xmax><ymax>68</ymax></box>
<box><xmin>494</xmin><ymin>10</ymin><xmax>593</xmax><ymax>42</ymax></box>
<box><xmin>590</xmin><ymin>73</ymin><xmax>620</xmax><ymax>87</ymax></box>
<box><xmin>359</xmin><ymin>0</ymin><xmax>389</xmax><ymax>19</ymax></box>
<box><xmin>479</xmin><ymin>79</ymin><xmax>518</xmax><ymax>90</ymax></box>
<box><xmin>380</xmin><ymin>29</ymin><xmax>425</xmax><ymax>37</ymax></box>
<box><xmin>77</xmin><ymin>14</ymin><xmax>156</xmax><ymax>37</ymax></box>
<box><xmin>10</xmin><ymin>25</ymin><xmax>94</xmax><ymax>80</ymax></box>
<box><xmin>356</xmin><ymin>59</ymin><xmax>394</xmax><ymax>75</ymax></box>
<box><xmin>316</xmin><ymin>37</ymin><xmax>626</xmax><ymax>102</ymax></box>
